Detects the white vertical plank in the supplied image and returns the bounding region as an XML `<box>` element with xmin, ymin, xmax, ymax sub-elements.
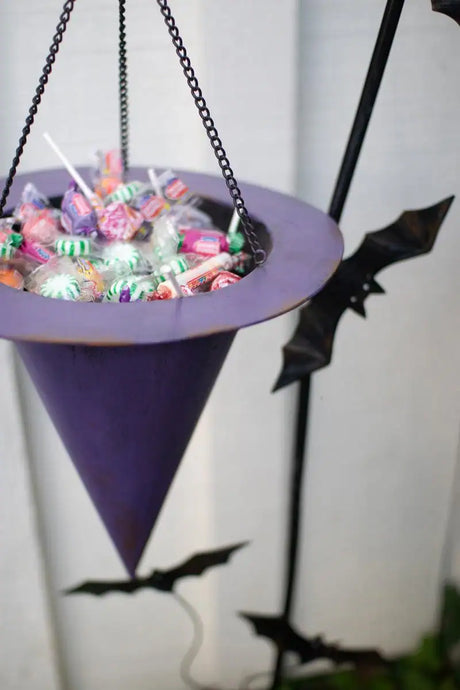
<box><xmin>0</xmin><ymin>344</ymin><xmax>61</xmax><ymax>690</ymax></box>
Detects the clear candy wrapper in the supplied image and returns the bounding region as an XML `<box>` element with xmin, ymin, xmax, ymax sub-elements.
<box><xmin>171</xmin><ymin>204</ymin><xmax>213</xmax><ymax>229</ymax></box>
<box><xmin>0</xmin><ymin>265</ymin><xmax>24</xmax><ymax>290</ymax></box>
<box><xmin>148</xmin><ymin>215</ymin><xmax>181</xmax><ymax>263</ymax></box>
<box><xmin>94</xmin><ymin>149</ymin><xmax>123</xmax><ymax>198</ymax></box>
<box><xmin>22</xmin><ymin>209</ymin><xmax>61</xmax><ymax>244</ymax></box>
<box><xmin>157</xmin><ymin>170</ymin><xmax>195</xmax><ymax>205</ymax></box>
<box><xmin>25</xmin><ymin>256</ymin><xmax>106</xmax><ymax>302</ymax></box>
<box><xmin>15</xmin><ymin>183</ymin><xmax>51</xmax><ymax>222</ymax></box>
<box><xmin>132</xmin><ymin>191</ymin><xmax>169</xmax><ymax>223</ymax></box>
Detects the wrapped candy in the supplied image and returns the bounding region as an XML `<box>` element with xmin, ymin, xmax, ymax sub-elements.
<box><xmin>132</xmin><ymin>192</ymin><xmax>169</xmax><ymax>223</ymax></box>
<box><xmin>40</xmin><ymin>273</ymin><xmax>82</xmax><ymax>300</ymax></box>
<box><xmin>22</xmin><ymin>209</ymin><xmax>61</xmax><ymax>244</ymax></box>
<box><xmin>178</xmin><ymin>227</ymin><xmax>245</xmax><ymax>257</ymax></box>
<box><xmin>149</xmin><ymin>215</ymin><xmax>180</xmax><ymax>263</ymax></box>
<box><xmin>171</xmin><ymin>204</ymin><xmax>213</xmax><ymax>229</ymax></box>
<box><xmin>210</xmin><ymin>271</ymin><xmax>241</xmax><ymax>291</ymax></box>
<box><xmin>94</xmin><ymin>150</ymin><xmax>123</xmax><ymax>198</ymax></box>
<box><xmin>18</xmin><ymin>239</ymin><xmax>54</xmax><ymax>264</ymax></box>
<box><xmin>11</xmin><ymin>144</ymin><xmax>253</xmax><ymax>304</ymax></box>
<box><xmin>98</xmin><ymin>202</ymin><xmax>144</xmax><ymax>242</ymax></box>
<box><xmin>101</xmin><ymin>242</ymin><xmax>143</xmax><ymax>272</ymax></box>
<box><xmin>15</xmin><ymin>183</ymin><xmax>51</xmax><ymax>222</ymax></box>
<box><xmin>157</xmin><ymin>169</ymin><xmax>193</xmax><ymax>205</ymax></box>
<box><xmin>106</xmin><ymin>181</ymin><xmax>144</xmax><ymax>204</ymax></box>
<box><xmin>73</xmin><ymin>258</ymin><xmax>106</xmax><ymax>300</ymax></box>
<box><xmin>105</xmin><ymin>275</ymin><xmax>158</xmax><ymax>302</ymax></box>
<box><xmin>0</xmin><ymin>267</ymin><xmax>24</xmax><ymax>290</ymax></box>
<box><xmin>0</xmin><ymin>225</ymin><xmax>23</xmax><ymax>249</ymax></box>
<box><xmin>0</xmin><ymin>243</ymin><xmax>18</xmax><ymax>260</ymax></box>
<box><xmin>61</xmin><ymin>182</ymin><xmax>99</xmax><ymax>237</ymax></box>
<box><xmin>155</xmin><ymin>252</ymin><xmax>234</xmax><ymax>299</ymax></box>
<box><xmin>54</xmin><ymin>235</ymin><xmax>92</xmax><ymax>257</ymax></box>
<box><xmin>25</xmin><ymin>256</ymin><xmax>105</xmax><ymax>302</ymax></box>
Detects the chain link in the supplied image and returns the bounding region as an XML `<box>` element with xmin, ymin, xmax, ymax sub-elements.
<box><xmin>155</xmin><ymin>0</ymin><xmax>266</xmax><ymax>265</ymax></box>
<box><xmin>0</xmin><ymin>0</ymin><xmax>76</xmax><ymax>217</ymax></box>
<box><xmin>119</xmin><ymin>0</ymin><xmax>129</xmax><ymax>177</ymax></box>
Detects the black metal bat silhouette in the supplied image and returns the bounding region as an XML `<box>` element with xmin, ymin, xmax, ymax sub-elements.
<box><xmin>432</xmin><ymin>0</ymin><xmax>460</xmax><ymax>24</ymax></box>
<box><xmin>273</xmin><ymin>197</ymin><xmax>454</xmax><ymax>391</ymax></box>
<box><xmin>65</xmin><ymin>542</ymin><xmax>248</xmax><ymax>596</ymax></box>
<box><xmin>240</xmin><ymin>613</ymin><xmax>385</xmax><ymax>669</ymax></box>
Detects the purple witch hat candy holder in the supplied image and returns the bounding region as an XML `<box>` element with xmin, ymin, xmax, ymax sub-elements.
<box><xmin>0</xmin><ymin>168</ymin><xmax>343</xmax><ymax>575</ymax></box>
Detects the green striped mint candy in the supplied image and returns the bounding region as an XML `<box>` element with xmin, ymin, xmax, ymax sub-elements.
<box><xmin>40</xmin><ymin>274</ymin><xmax>81</xmax><ymax>301</ymax></box>
<box><xmin>156</xmin><ymin>256</ymin><xmax>189</xmax><ymax>283</ymax></box>
<box><xmin>105</xmin><ymin>275</ymin><xmax>158</xmax><ymax>302</ymax></box>
<box><xmin>55</xmin><ymin>236</ymin><xmax>91</xmax><ymax>257</ymax></box>
<box><xmin>102</xmin><ymin>243</ymin><xmax>141</xmax><ymax>271</ymax></box>
<box><xmin>0</xmin><ymin>243</ymin><xmax>17</xmax><ymax>259</ymax></box>
<box><xmin>168</xmin><ymin>256</ymin><xmax>189</xmax><ymax>275</ymax></box>
<box><xmin>107</xmin><ymin>181</ymin><xmax>143</xmax><ymax>204</ymax></box>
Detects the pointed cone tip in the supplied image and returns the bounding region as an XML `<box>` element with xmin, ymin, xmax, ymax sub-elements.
<box><xmin>17</xmin><ymin>333</ymin><xmax>234</xmax><ymax>575</ymax></box>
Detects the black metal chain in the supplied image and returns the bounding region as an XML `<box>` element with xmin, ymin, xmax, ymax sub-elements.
<box><xmin>155</xmin><ymin>0</ymin><xmax>266</xmax><ymax>265</ymax></box>
<box><xmin>0</xmin><ymin>0</ymin><xmax>76</xmax><ymax>217</ymax></box>
<box><xmin>119</xmin><ymin>0</ymin><xmax>129</xmax><ymax>177</ymax></box>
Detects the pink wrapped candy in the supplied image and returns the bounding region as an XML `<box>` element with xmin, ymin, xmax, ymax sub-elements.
<box><xmin>210</xmin><ymin>271</ymin><xmax>241</xmax><ymax>291</ymax></box>
<box><xmin>178</xmin><ymin>227</ymin><xmax>244</xmax><ymax>257</ymax></box>
<box><xmin>22</xmin><ymin>209</ymin><xmax>61</xmax><ymax>244</ymax></box>
<box><xmin>98</xmin><ymin>202</ymin><xmax>144</xmax><ymax>241</ymax></box>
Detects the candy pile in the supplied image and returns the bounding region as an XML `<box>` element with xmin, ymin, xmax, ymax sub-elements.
<box><xmin>0</xmin><ymin>145</ymin><xmax>251</xmax><ymax>303</ymax></box>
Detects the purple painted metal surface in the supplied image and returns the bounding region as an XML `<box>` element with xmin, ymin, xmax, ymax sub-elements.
<box><xmin>17</xmin><ymin>333</ymin><xmax>235</xmax><ymax>576</ymax></box>
<box><xmin>0</xmin><ymin>169</ymin><xmax>343</xmax><ymax>345</ymax></box>
<box><xmin>1</xmin><ymin>168</ymin><xmax>343</xmax><ymax>574</ymax></box>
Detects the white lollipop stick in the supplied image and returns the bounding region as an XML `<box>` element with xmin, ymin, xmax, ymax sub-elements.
<box><xmin>228</xmin><ymin>208</ymin><xmax>240</xmax><ymax>237</ymax></box>
<box><xmin>148</xmin><ymin>168</ymin><xmax>163</xmax><ymax>198</ymax></box>
<box><xmin>165</xmin><ymin>267</ymin><xmax>183</xmax><ymax>299</ymax></box>
<box><xmin>43</xmin><ymin>132</ymin><xmax>99</xmax><ymax>206</ymax></box>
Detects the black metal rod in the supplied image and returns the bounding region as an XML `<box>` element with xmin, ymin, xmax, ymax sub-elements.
<box><xmin>271</xmin><ymin>2</ymin><xmax>406</xmax><ymax>688</ymax></box>
<box><xmin>271</xmin><ymin>376</ymin><xmax>311</xmax><ymax>687</ymax></box>
<box><xmin>119</xmin><ymin>0</ymin><xmax>129</xmax><ymax>176</ymax></box>
<box><xmin>329</xmin><ymin>0</ymin><xmax>406</xmax><ymax>223</ymax></box>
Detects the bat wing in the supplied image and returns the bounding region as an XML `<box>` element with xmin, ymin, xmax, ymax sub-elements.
<box><xmin>432</xmin><ymin>1</ymin><xmax>460</xmax><ymax>24</ymax></box>
<box><xmin>240</xmin><ymin>613</ymin><xmax>386</xmax><ymax>669</ymax></box>
<box><xmin>65</xmin><ymin>578</ymin><xmax>143</xmax><ymax>596</ymax></box>
<box><xmin>272</xmin><ymin>266</ymin><xmax>358</xmax><ymax>390</ymax></box>
<box><xmin>351</xmin><ymin>197</ymin><xmax>454</xmax><ymax>276</ymax></box>
<box><xmin>240</xmin><ymin>613</ymin><xmax>325</xmax><ymax>664</ymax></box>
<box><xmin>151</xmin><ymin>542</ymin><xmax>249</xmax><ymax>592</ymax></box>
<box><xmin>273</xmin><ymin>197</ymin><xmax>453</xmax><ymax>391</ymax></box>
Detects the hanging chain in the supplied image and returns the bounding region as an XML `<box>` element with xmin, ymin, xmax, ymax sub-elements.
<box><xmin>0</xmin><ymin>0</ymin><xmax>76</xmax><ymax>217</ymax></box>
<box><xmin>155</xmin><ymin>0</ymin><xmax>266</xmax><ymax>265</ymax></box>
<box><xmin>119</xmin><ymin>0</ymin><xmax>129</xmax><ymax>177</ymax></box>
